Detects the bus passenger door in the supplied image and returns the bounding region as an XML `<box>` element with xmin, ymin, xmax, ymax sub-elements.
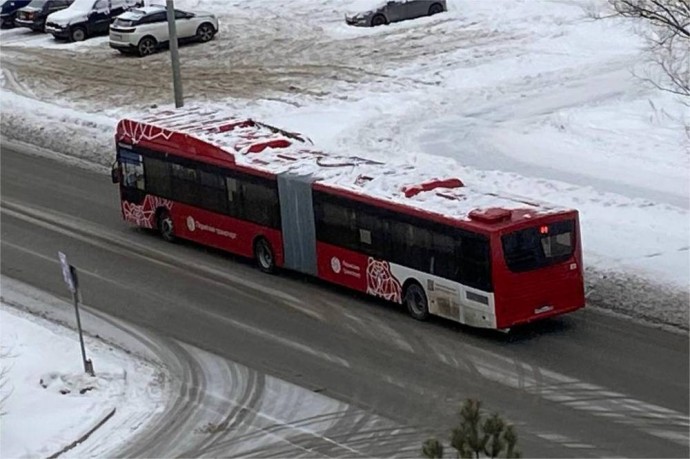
<box><xmin>117</xmin><ymin>150</ymin><xmax>146</xmax><ymax>205</ymax></box>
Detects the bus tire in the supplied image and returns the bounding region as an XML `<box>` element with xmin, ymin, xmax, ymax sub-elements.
<box><xmin>254</xmin><ymin>237</ymin><xmax>275</xmax><ymax>273</ymax></box>
<box><xmin>403</xmin><ymin>281</ymin><xmax>429</xmax><ymax>321</ymax></box>
<box><xmin>157</xmin><ymin>209</ymin><xmax>175</xmax><ymax>242</ymax></box>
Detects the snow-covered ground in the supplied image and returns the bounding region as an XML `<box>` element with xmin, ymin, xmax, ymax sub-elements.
<box><xmin>0</xmin><ymin>277</ymin><xmax>422</xmax><ymax>457</ymax></box>
<box><xmin>0</xmin><ymin>0</ymin><xmax>688</xmax><ymax>328</ymax></box>
<box><xmin>0</xmin><ymin>281</ymin><xmax>167</xmax><ymax>458</ymax></box>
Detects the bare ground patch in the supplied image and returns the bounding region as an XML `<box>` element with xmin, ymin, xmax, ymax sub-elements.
<box><xmin>0</xmin><ymin>12</ymin><xmax>515</xmax><ymax>108</ymax></box>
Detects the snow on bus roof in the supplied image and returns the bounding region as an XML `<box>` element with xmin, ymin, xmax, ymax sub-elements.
<box><xmin>118</xmin><ymin>106</ymin><xmax>570</xmax><ymax>226</ymax></box>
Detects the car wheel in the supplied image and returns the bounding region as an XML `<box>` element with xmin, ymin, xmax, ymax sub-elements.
<box><xmin>70</xmin><ymin>26</ymin><xmax>86</xmax><ymax>42</ymax></box>
<box><xmin>254</xmin><ymin>237</ymin><xmax>276</xmax><ymax>273</ymax></box>
<box><xmin>371</xmin><ymin>14</ymin><xmax>387</xmax><ymax>27</ymax></box>
<box><xmin>196</xmin><ymin>23</ymin><xmax>215</xmax><ymax>43</ymax></box>
<box><xmin>404</xmin><ymin>282</ymin><xmax>429</xmax><ymax>321</ymax></box>
<box><xmin>137</xmin><ymin>36</ymin><xmax>157</xmax><ymax>57</ymax></box>
<box><xmin>157</xmin><ymin>209</ymin><xmax>175</xmax><ymax>242</ymax></box>
<box><xmin>428</xmin><ymin>3</ymin><xmax>444</xmax><ymax>15</ymax></box>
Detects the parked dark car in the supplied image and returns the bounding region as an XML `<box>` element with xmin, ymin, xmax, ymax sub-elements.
<box><xmin>45</xmin><ymin>0</ymin><xmax>140</xmax><ymax>42</ymax></box>
<box><xmin>15</xmin><ymin>0</ymin><xmax>73</xmax><ymax>32</ymax></box>
<box><xmin>0</xmin><ymin>0</ymin><xmax>31</xmax><ymax>27</ymax></box>
<box><xmin>345</xmin><ymin>0</ymin><xmax>447</xmax><ymax>27</ymax></box>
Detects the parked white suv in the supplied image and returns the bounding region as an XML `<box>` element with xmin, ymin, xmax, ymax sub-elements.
<box><xmin>109</xmin><ymin>5</ymin><xmax>218</xmax><ymax>56</ymax></box>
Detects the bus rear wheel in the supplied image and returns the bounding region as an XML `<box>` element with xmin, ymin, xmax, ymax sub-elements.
<box><xmin>254</xmin><ymin>237</ymin><xmax>275</xmax><ymax>273</ymax></box>
<box><xmin>404</xmin><ymin>282</ymin><xmax>429</xmax><ymax>320</ymax></box>
<box><xmin>157</xmin><ymin>210</ymin><xmax>175</xmax><ymax>242</ymax></box>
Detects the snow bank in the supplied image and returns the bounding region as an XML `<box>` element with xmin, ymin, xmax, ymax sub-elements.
<box><xmin>0</xmin><ymin>90</ymin><xmax>116</xmax><ymax>169</ymax></box>
<box><xmin>0</xmin><ymin>280</ymin><xmax>167</xmax><ymax>458</ymax></box>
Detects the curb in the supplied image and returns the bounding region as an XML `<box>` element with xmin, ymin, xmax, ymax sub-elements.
<box><xmin>47</xmin><ymin>407</ymin><xmax>117</xmax><ymax>459</ymax></box>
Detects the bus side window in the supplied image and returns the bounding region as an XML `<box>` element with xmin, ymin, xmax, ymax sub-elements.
<box><xmin>225</xmin><ymin>177</ymin><xmax>240</xmax><ymax>216</ymax></box>
<box><xmin>390</xmin><ymin>221</ymin><xmax>432</xmax><ymax>274</ymax></box>
<box><xmin>431</xmin><ymin>232</ymin><xmax>456</xmax><ymax>280</ymax></box>
<box><xmin>314</xmin><ymin>199</ymin><xmax>358</xmax><ymax>250</ymax></box>
<box><xmin>198</xmin><ymin>169</ymin><xmax>226</xmax><ymax>214</ymax></box>
<box><xmin>356</xmin><ymin>210</ymin><xmax>388</xmax><ymax>259</ymax></box>
<box><xmin>460</xmin><ymin>237</ymin><xmax>492</xmax><ymax>291</ymax></box>
<box><xmin>240</xmin><ymin>180</ymin><xmax>280</xmax><ymax>228</ymax></box>
<box><xmin>143</xmin><ymin>156</ymin><xmax>171</xmax><ymax>197</ymax></box>
<box><xmin>170</xmin><ymin>163</ymin><xmax>200</xmax><ymax>206</ymax></box>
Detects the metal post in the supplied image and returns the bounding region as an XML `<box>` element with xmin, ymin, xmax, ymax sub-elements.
<box><xmin>70</xmin><ymin>266</ymin><xmax>93</xmax><ymax>376</ymax></box>
<box><xmin>166</xmin><ymin>0</ymin><xmax>184</xmax><ymax>108</ymax></box>
<box><xmin>72</xmin><ymin>292</ymin><xmax>89</xmax><ymax>374</ymax></box>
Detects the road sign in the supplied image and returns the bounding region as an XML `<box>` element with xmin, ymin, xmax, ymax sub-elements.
<box><xmin>57</xmin><ymin>251</ymin><xmax>92</xmax><ymax>375</ymax></box>
<box><xmin>58</xmin><ymin>251</ymin><xmax>76</xmax><ymax>293</ymax></box>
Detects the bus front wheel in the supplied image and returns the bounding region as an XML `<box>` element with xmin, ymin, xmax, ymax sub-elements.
<box><xmin>404</xmin><ymin>282</ymin><xmax>429</xmax><ymax>321</ymax></box>
<box><xmin>157</xmin><ymin>209</ymin><xmax>175</xmax><ymax>242</ymax></box>
<box><xmin>254</xmin><ymin>237</ymin><xmax>275</xmax><ymax>273</ymax></box>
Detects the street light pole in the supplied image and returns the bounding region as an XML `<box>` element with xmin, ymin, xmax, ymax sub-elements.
<box><xmin>165</xmin><ymin>0</ymin><xmax>183</xmax><ymax>108</ymax></box>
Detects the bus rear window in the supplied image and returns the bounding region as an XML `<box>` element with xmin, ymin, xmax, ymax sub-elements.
<box><xmin>501</xmin><ymin>220</ymin><xmax>575</xmax><ymax>272</ymax></box>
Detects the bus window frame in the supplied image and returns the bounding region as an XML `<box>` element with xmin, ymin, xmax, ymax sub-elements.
<box><xmin>121</xmin><ymin>144</ymin><xmax>282</xmax><ymax>229</ymax></box>
<box><xmin>313</xmin><ymin>190</ymin><xmax>493</xmax><ymax>292</ymax></box>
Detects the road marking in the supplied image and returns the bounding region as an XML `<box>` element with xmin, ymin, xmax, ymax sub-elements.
<box><xmin>194</xmin><ymin>306</ymin><xmax>351</xmax><ymax>369</ymax></box>
<box><xmin>325</xmin><ymin>299</ymin><xmax>415</xmax><ymax>353</ymax></box>
<box><xmin>531</xmin><ymin>431</ymin><xmax>599</xmax><ymax>452</ymax></box>
<box><xmin>1</xmin><ymin>237</ymin><xmax>349</xmax><ymax>373</ymax></box>
<box><xmin>177</xmin><ymin>344</ymin><xmax>363</xmax><ymax>455</ymax></box>
<box><xmin>0</xmin><ymin>200</ymin><xmax>323</xmax><ymax>321</ymax></box>
<box><xmin>4</xmin><ymin>199</ymin><xmax>688</xmax><ymax>450</ymax></box>
<box><xmin>467</xmin><ymin>346</ymin><xmax>690</xmax><ymax>447</ymax></box>
<box><xmin>283</xmin><ymin>300</ymin><xmax>327</xmax><ymax>322</ymax></box>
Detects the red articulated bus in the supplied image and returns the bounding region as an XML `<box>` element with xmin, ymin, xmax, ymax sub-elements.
<box><xmin>112</xmin><ymin>106</ymin><xmax>585</xmax><ymax>331</ymax></box>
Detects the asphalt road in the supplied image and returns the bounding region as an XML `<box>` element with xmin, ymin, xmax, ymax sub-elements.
<box><xmin>1</xmin><ymin>144</ymin><xmax>688</xmax><ymax>458</ymax></box>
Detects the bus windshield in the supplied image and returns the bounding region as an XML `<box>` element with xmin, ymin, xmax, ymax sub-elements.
<box><xmin>501</xmin><ymin>219</ymin><xmax>575</xmax><ymax>272</ymax></box>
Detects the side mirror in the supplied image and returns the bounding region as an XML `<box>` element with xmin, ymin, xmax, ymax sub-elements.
<box><xmin>111</xmin><ymin>161</ymin><xmax>120</xmax><ymax>184</ymax></box>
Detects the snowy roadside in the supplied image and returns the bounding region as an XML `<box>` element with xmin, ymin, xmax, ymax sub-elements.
<box><xmin>0</xmin><ymin>280</ymin><xmax>422</xmax><ymax>457</ymax></box>
<box><xmin>0</xmin><ymin>277</ymin><xmax>169</xmax><ymax>458</ymax></box>
<box><xmin>2</xmin><ymin>89</ymin><xmax>687</xmax><ymax>332</ymax></box>
<box><xmin>1</xmin><ymin>0</ymin><xmax>688</xmax><ymax>329</ymax></box>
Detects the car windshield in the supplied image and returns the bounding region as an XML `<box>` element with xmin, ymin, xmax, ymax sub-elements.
<box><xmin>27</xmin><ymin>0</ymin><xmax>49</xmax><ymax>7</ymax></box>
<box><xmin>112</xmin><ymin>7</ymin><xmax>145</xmax><ymax>26</ymax></box>
<box><xmin>128</xmin><ymin>8</ymin><xmax>148</xmax><ymax>17</ymax></box>
<box><xmin>501</xmin><ymin>219</ymin><xmax>576</xmax><ymax>272</ymax></box>
<box><xmin>113</xmin><ymin>17</ymin><xmax>133</xmax><ymax>26</ymax></box>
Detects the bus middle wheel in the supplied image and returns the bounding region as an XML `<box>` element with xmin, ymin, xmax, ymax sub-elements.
<box><xmin>254</xmin><ymin>237</ymin><xmax>275</xmax><ymax>273</ymax></box>
<box><xmin>404</xmin><ymin>282</ymin><xmax>429</xmax><ymax>321</ymax></box>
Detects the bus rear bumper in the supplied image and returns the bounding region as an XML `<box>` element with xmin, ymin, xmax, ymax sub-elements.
<box><xmin>502</xmin><ymin>303</ymin><xmax>585</xmax><ymax>329</ymax></box>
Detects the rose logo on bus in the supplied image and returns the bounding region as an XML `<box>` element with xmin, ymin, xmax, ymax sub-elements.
<box><xmin>331</xmin><ymin>257</ymin><xmax>342</xmax><ymax>274</ymax></box>
<box><xmin>186</xmin><ymin>216</ymin><xmax>196</xmax><ymax>232</ymax></box>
